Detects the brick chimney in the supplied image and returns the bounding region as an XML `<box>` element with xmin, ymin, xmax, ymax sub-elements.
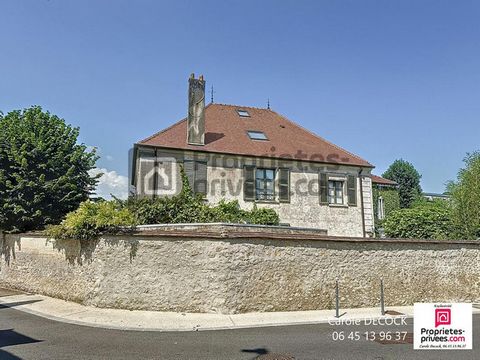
<box><xmin>187</xmin><ymin>73</ymin><xmax>205</xmax><ymax>145</ymax></box>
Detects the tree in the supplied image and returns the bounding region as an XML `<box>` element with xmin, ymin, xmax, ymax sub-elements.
<box><xmin>448</xmin><ymin>151</ymin><xmax>480</xmax><ymax>240</ymax></box>
<box><xmin>382</xmin><ymin>159</ymin><xmax>422</xmax><ymax>208</ymax></box>
<box><xmin>0</xmin><ymin>106</ymin><xmax>99</xmax><ymax>233</ymax></box>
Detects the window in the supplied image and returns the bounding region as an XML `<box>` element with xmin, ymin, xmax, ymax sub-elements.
<box><xmin>320</xmin><ymin>173</ymin><xmax>356</xmax><ymax>206</ymax></box>
<box><xmin>328</xmin><ymin>180</ymin><xmax>344</xmax><ymax>205</ymax></box>
<box><xmin>237</xmin><ymin>109</ymin><xmax>250</xmax><ymax>117</ymax></box>
<box><xmin>378</xmin><ymin>196</ymin><xmax>385</xmax><ymax>220</ymax></box>
<box><xmin>255</xmin><ymin>168</ymin><xmax>275</xmax><ymax>201</ymax></box>
<box><xmin>244</xmin><ymin>167</ymin><xmax>289</xmax><ymax>202</ymax></box>
<box><xmin>247</xmin><ymin>130</ymin><xmax>268</xmax><ymax>140</ymax></box>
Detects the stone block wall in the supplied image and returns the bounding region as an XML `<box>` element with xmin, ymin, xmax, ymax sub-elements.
<box><xmin>1</xmin><ymin>228</ymin><xmax>479</xmax><ymax>314</ymax></box>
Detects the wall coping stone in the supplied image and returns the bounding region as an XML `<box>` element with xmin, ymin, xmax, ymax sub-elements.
<box><xmin>12</xmin><ymin>222</ymin><xmax>480</xmax><ymax>246</ymax></box>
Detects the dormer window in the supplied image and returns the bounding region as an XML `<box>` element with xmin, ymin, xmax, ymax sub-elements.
<box><xmin>237</xmin><ymin>109</ymin><xmax>250</xmax><ymax>117</ymax></box>
<box><xmin>247</xmin><ymin>130</ymin><xmax>268</xmax><ymax>140</ymax></box>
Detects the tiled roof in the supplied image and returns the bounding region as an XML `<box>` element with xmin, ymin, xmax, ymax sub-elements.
<box><xmin>138</xmin><ymin>103</ymin><xmax>373</xmax><ymax>168</ymax></box>
<box><xmin>371</xmin><ymin>174</ymin><xmax>398</xmax><ymax>186</ymax></box>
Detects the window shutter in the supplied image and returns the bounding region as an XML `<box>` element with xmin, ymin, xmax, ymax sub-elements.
<box><xmin>278</xmin><ymin>168</ymin><xmax>290</xmax><ymax>202</ymax></box>
<box><xmin>194</xmin><ymin>161</ymin><xmax>207</xmax><ymax>196</ymax></box>
<box><xmin>347</xmin><ymin>174</ymin><xmax>357</xmax><ymax>206</ymax></box>
<box><xmin>244</xmin><ymin>166</ymin><xmax>255</xmax><ymax>201</ymax></box>
<box><xmin>319</xmin><ymin>172</ymin><xmax>328</xmax><ymax>205</ymax></box>
<box><xmin>183</xmin><ymin>160</ymin><xmax>195</xmax><ymax>193</ymax></box>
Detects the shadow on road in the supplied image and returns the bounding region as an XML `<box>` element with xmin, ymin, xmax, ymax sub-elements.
<box><xmin>0</xmin><ymin>299</ymin><xmax>42</xmax><ymax>310</ymax></box>
<box><xmin>242</xmin><ymin>347</ymin><xmax>270</xmax><ymax>356</ymax></box>
<box><xmin>0</xmin><ymin>328</ymin><xmax>43</xmax><ymax>359</ymax></box>
<box><xmin>241</xmin><ymin>347</ymin><xmax>295</xmax><ymax>360</ymax></box>
<box><xmin>0</xmin><ymin>349</ymin><xmax>23</xmax><ymax>360</ymax></box>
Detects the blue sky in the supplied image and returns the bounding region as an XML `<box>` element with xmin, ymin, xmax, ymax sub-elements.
<box><xmin>1</xmin><ymin>0</ymin><xmax>479</xmax><ymax>198</ymax></box>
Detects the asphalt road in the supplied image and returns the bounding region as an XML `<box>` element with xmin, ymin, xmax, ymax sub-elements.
<box><xmin>0</xmin><ymin>302</ymin><xmax>478</xmax><ymax>360</ymax></box>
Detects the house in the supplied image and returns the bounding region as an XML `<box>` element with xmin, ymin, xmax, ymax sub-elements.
<box><xmin>371</xmin><ymin>175</ymin><xmax>398</xmax><ymax>189</ymax></box>
<box><xmin>131</xmin><ymin>74</ymin><xmax>376</xmax><ymax>237</ymax></box>
<box><xmin>371</xmin><ymin>175</ymin><xmax>399</xmax><ymax>221</ymax></box>
<box><xmin>423</xmin><ymin>192</ymin><xmax>450</xmax><ymax>201</ymax></box>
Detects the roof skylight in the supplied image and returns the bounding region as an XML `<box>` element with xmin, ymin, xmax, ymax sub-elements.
<box><xmin>237</xmin><ymin>109</ymin><xmax>250</xmax><ymax>117</ymax></box>
<box><xmin>247</xmin><ymin>131</ymin><xmax>268</xmax><ymax>140</ymax></box>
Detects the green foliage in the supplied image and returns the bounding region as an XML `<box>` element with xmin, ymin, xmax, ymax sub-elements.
<box><xmin>383</xmin><ymin>200</ymin><xmax>453</xmax><ymax>239</ymax></box>
<box><xmin>247</xmin><ymin>204</ymin><xmax>280</xmax><ymax>225</ymax></box>
<box><xmin>0</xmin><ymin>106</ymin><xmax>98</xmax><ymax>233</ymax></box>
<box><xmin>122</xmin><ymin>197</ymin><xmax>279</xmax><ymax>226</ymax></box>
<box><xmin>122</xmin><ymin>166</ymin><xmax>279</xmax><ymax>226</ymax></box>
<box><xmin>46</xmin><ymin>200</ymin><xmax>137</xmax><ymax>240</ymax></box>
<box><xmin>204</xmin><ymin>199</ymin><xmax>248</xmax><ymax>223</ymax></box>
<box><xmin>47</xmin><ymin>167</ymin><xmax>280</xmax><ymax>241</ymax></box>
<box><xmin>372</xmin><ymin>187</ymin><xmax>400</xmax><ymax>225</ymax></box>
<box><xmin>448</xmin><ymin>151</ymin><xmax>480</xmax><ymax>240</ymax></box>
<box><xmin>382</xmin><ymin>159</ymin><xmax>422</xmax><ymax>208</ymax></box>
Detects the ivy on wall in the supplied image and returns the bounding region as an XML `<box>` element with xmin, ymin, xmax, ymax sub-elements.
<box><xmin>372</xmin><ymin>187</ymin><xmax>400</xmax><ymax>228</ymax></box>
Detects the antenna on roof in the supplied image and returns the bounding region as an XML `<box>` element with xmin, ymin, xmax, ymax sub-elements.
<box><xmin>267</xmin><ymin>98</ymin><xmax>270</xmax><ymax>110</ymax></box>
<box><xmin>210</xmin><ymin>85</ymin><xmax>215</xmax><ymax>103</ymax></box>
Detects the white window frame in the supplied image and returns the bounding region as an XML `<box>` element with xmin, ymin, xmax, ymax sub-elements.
<box><xmin>378</xmin><ymin>196</ymin><xmax>385</xmax><ymax>220</ymax></box>
<box><xmin>328</xmin><ymin>180</ymin><xmax>345</xmax><ymax>205</ymax></box>
<box><xmin>255</xmin><ymin>168</ymin><xmax>275</xmax><ymax>201</ymax></box>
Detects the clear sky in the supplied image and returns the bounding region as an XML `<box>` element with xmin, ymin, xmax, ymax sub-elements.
<box><xmin>1</xmin><ymin>0</ymin><xmax>479</xmax><ymax>198</ymax></box>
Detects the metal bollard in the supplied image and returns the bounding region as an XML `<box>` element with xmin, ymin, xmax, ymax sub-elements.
<box><xmin>380</xmin><ymin>278</ymin><xmax>385</xmax><ymax>316</ymax></box>
<box><xmin>335</xmin><ymin>279</ymin><xmax>340</xmax><ymax>318</ymax></box>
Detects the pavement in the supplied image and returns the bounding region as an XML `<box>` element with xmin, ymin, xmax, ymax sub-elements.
<box><xmin>1</xmin><ymin>301</ymin><xmax>479</xmax><ymax>359</ymax></box>
<box><xmin>0</xmin><ymin>288</ymin><xmax>431</xmax><ymax>332</ymax></box>
<box><xmin>1</xmin><ymin>288</ymin><xmax>480</xmax><ymax>359</ymax></box>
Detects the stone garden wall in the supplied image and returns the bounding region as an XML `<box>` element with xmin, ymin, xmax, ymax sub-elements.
<box><xmin>1</xmin><ymin>224</ymin><xmax>479</xmax><ymax>314</ymax></box>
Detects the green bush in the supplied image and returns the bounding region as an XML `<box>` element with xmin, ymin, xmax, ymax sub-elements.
<box><xmin>122</xmin><ymin>197</ymin><xmax>279</xmax><ymax>226</ymax></box>
<box><xmin>383</xmin><ymin>200</ymin><xmax>453</xmax><ymax>239</ymax></box>
<box><xmin>204</xmin><ymin>199</ymin><xmax>247</xmax><ymax>223</ymax></box>
<box><xmin>47</xmin><ymin>167</ymin><xmax>280</xmax><ymax>241</ymax></box>
<box><xmin>121</xmin><ymin>166</ymin><xmax>279</xmax><ymax>226</ymax></box>
<box><xmin>247</xmin><ymin>204</ymin><xmax>280</xmax><ymax>225</ymax></box>
<box><xmin>122</xmin><ymin>193</ymin><xmax>210</xmax><ymax>224</ymax></box>
<box><xmin>46</xmin><ymin>200</ymin><xmax>137</xmax><ymax>240</ymax></box>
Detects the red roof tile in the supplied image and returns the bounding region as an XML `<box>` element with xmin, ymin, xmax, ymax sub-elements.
<box><xmin>138</xmin><ymin>104</ymin><xmax>373</xmax><ymax>168</ymax></box>
<box><xmin>371</xmin><ymin>174</ymin><xmax>398</xmax><ymax>186</ymax></box>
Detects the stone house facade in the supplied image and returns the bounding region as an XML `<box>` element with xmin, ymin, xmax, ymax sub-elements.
<box><xmin>131</xmin><ymin>75</ymin><xmax>376</xmax><ymax>237</ymax></box>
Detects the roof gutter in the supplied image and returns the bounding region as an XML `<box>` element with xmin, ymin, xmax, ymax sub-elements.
<box><xmin>133</xmin><ymin>143</ymin><xmax>375</xmax><ymax>169</ymax></box>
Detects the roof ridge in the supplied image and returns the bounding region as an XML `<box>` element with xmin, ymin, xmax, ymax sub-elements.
<box><xmin>212</xmin><ymin>103</ymin><xmax>270</xmax><ymax>111</ymax></box>
<box><xmin>270</xmin><ymin>109</ymin><xmax>373</xmax><ymax>168</ymax></box>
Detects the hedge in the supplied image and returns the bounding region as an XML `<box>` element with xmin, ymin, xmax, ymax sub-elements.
<box><xmin>383</xmin><ymin>200</ymin><xmax>453</xmax><ymax>240</ymax></box>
